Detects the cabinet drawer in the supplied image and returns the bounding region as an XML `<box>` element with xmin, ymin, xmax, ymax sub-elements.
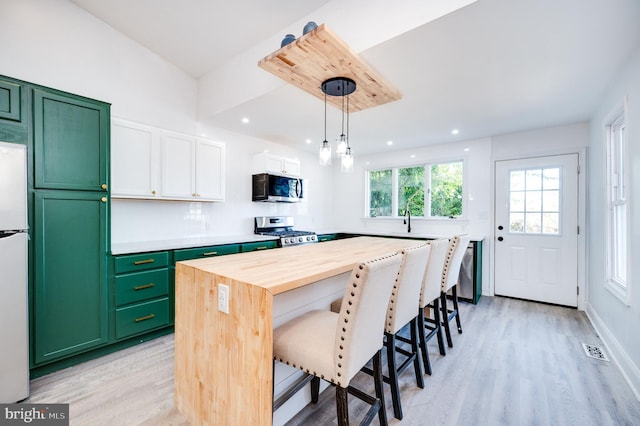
<box><xmin>241</xmin><ymin>241</ymin><xmax>278</xmax><ymax>253</ymax></box>
<box><xmin>115</xmin><ymin>298</ymin><xmax>170</xmax><ymax>339</ymax></box>
<box><xmin>115</xmin><ymin>268</ymin><xmax>169</xmax><ymax>306</ymax></box>
<box><xmin>174</xmin><ymin>244</ymin><xmax>240</xmax><ymax>262</ymax></box>
<box><xmin>317</xmin><ymin>234</ymin><xmax>337</xmax><ymax>242</ymax></box>
<box><xmin>115</xmin><ymin>251</ymin><xmax>169</xmax><ymax>274</ymax></box>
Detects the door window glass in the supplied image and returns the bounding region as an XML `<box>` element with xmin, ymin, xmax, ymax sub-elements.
<box><xmin>509</xmin><ymin>167</ymin><xmax>561</xmax><ymax>235</ymax></box>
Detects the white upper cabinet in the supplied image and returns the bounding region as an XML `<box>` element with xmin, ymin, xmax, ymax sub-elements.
<box><xmin>111</xmin><ymin>119</ymin><xmax>161</xmax><ymax>199</ymax></box>
<box><xmin>161</xmin><ymin>131</ymin><xmax>196</xmax><ymax>199</ymax></box>
<box><xmin>253</xmin><ymin>153</ymin><xmax>300</xmax><ymax>177</ymax></box>
<box><xmin>111</xmin><ymin>120</ymin><xmax>225</xmax><ymax>202</ymax></box>
<box><xmin>195</xmin><ymin>138</ymin><xmax>225</xmax><ymax>200</ymax></box>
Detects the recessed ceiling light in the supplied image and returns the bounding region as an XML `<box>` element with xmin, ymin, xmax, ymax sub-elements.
<box><xmin>387</xmin><ymin>140</ymin><xmax>393</xmax><ymax>146</ymax></box>
<box><xmin>241</xmin><ymin>117</ymin><xmax>250</xmax><ymax>124</ymax></box>
<box><xmin>305</xmin><ymin>139</ymin><xmax>312</xmax><ymax>144</ymax></box>
<box><xmin>410</xmin><ymin>154</ymin><xmax>416</xmax><ymax>158</ymax></box>
<box><xmin>464</xmin><ymin>147</ymin><xmax>470</xmax><ymax>152</ymax></box>
<box><xmin>451</xmin><ymin>129</ymin><xmax>459</xmax><ymax>135</ymax></box>
<box><xmin>200</xmin><ymin>133</ymin><xmax>207</xmax><ymax>137</ymax></box>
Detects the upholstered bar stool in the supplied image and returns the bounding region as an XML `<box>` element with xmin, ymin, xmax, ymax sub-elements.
<box><xmin>417</xmin><ymin>238</ymin><xmax>449</xmax><ymax>375</ymax></box>
<box><xmin>272</xmin><ymin>252</ymin><xmax>404</xmax><ymax>426</ymax></box>
<box><xmin>375</xmin><ymin>243</ymin><xmax>431</xmax><ymax>420</ymax></box>
<box><xmin>440</xmin><ymin>234</ymin><xmax>472</xmax><ymax>348</ymax></box>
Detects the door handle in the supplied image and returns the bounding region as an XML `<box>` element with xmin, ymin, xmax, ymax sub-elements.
<box><xmin>497</xmin><ymin>236</ymin><xmax>504</xmax><ymax>241</ymax></box>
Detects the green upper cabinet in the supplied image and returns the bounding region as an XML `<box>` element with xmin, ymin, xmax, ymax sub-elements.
<box><xmin>32</xmin><ymin>190</ymin><xmax>109</xmax><ymax>365</ymax></box>
<box><xmin>33</xmin><ymin>88</ymin><xmax>109</xmax><ymax>191</ymax></box>
<box><xmin>0</xmin><ymin>76</ymin><xmax>28</xmax><ymax>143</ymax></box>
<box><xmin>0</xmin><ymin>79</ymin><xmax>22</xmax><ymax>122</ymax></box>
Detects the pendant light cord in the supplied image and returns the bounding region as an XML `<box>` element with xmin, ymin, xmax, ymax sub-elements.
<box><xmin>324</xmin><ymin>91</ymin><xmax>327</xmax><ymax>142</ymax></box>
<box><xmin>346</xmin><ymin>86</ymin><xmax>350</xmax><ymax>148</ymax></box>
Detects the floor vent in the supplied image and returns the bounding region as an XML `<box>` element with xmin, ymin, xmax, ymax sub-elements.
<box><xmin>582</xmin><ymin>343</ymin><xmax>609</xmax><ymax>361</ymax></box>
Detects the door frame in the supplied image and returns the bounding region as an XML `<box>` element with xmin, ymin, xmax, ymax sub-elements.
<box><xmin>490</xmin><ymin>148</ymin><xmax>587</xmax><ymax>310</ymax></box>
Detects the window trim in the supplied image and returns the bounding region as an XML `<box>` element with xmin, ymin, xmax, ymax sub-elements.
<box><xmin>604</xmin><ymin>97</ymin><xmax>630</xmax><ymax>306</ymax></box>
<box><xmin>365</xmin><ymin>158</ymin><xmax>467</xmax><ymax>220</ymax></box>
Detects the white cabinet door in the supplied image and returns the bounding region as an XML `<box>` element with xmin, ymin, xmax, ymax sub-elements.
<box><xmin>161</xmin><ymin>132</ymin><xmax>196</xmax><ymax>199</ymax></box>
<box><xmin>253</xmin><ymin>153</ymin><xmax>300</xmax><ymax>177</ymax></box>
<box><xmin>195</xmin><ymin>139</ymin><xmax>225</xmax><ymax>201</ymax></box>
<box><xmin>282</xmin><ymin>158</ymin><xmax>300</xmax><ymax>176</ymax></box>
<box><xmin>111</xmin><ymin>119</ymin><xmax>160</xmax><ymax>198</ymax></box>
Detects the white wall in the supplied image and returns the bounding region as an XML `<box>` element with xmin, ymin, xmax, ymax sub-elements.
<box><xmin>0</xmin><ymin>0</ymin><xmax>197</xmax><ymax>133</ymax></box>
<box><xmin>587</xmin><ymin>47</ymin><xmax>640</xmax><ymax>398</ymax></box>
<box><xmin>2</xmin><ymin>0</ymin><xmax>333</xmax><ymax>244</ymax></box>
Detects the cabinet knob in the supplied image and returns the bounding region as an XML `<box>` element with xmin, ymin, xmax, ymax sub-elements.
<box><xmin>151</xmin><ymin>190</ymin><xmax>156</xmax><ymax>195</ymax></box>
<box><xmin>192</xmin><ymin>193</ymin><xmax>197</xmax><ymax>197</ymax></box>
<box><xmin>101</xmin><ymin>183</ymin><xmax>108</xmax><ymax>190</ymax></box>
<box><xmin>101</xmin><ymin>197</ymin><xmax>107</xmax><ymax>203</ymax></box>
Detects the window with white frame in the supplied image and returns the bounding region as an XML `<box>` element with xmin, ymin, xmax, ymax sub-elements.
<box><xmin>367</xmin><ymin>160</ymin><xmax>464</xmax><ymax>218</ymax></box>
<box><xmin>605</xmin><ymin>110</ymin><xmax>628</xmax><ymax>302</ymax></box>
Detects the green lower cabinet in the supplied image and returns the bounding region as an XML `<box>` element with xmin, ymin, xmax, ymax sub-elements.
<box><xmin>32</xmin><ymin>190</ymin><xmax>108</xmax><ymax>365</ymax></box>
<box><xmin>317</xmin><ymin>233</ymin><xmax>337</xmax><ymax>242</ymax></box>
<box><xmin>115</xmin><ymin>298</ymin><xmax>170</xmax><ymax>340</ymax></box>
<box><xmin>174</xmin><ymin>244</ymin><xmax>240</xmax><ymax>261</ymax></box>
<box><xmin>240</xmin><ymin>240</ymin><xmax>278</xmax><ymax>252</ymax></box>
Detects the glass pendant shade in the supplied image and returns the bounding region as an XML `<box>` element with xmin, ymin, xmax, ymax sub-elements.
<box><xmin>341</xmin><ymin>147</ymin><xmax>354</xmax><ymax>173</ymax></box>
<box><xmin>319</xmin><ymin>140</ymin><xmax>332</xmax><ymax>165</ymax></box>
<box><xmin>336</xmin><ymin>134</ymin><xmax>347</xmax><ymax>157</ymax></box>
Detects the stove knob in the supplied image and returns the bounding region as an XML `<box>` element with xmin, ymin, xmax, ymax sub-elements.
<box><xmin>311</xmin><ymin>235</ymin><xmax>317</xmax><ymax>241</ymax></box>
<box><xmin>284</xmin><ymin>238</ymin><xmax>289</xmax><ymax>244</ymax></box>
<box><xmin>306</xmin><ymin>236</ymin><xmax>310</xmax><ymax>241</ymax></box>
<box><xmin>298</xmin><ymin>237</ymin><xmax>303</xmax><ymax>242</ymax></box>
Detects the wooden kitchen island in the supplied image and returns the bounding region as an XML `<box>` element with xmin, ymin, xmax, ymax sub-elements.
<box><xmin>174</xmin><ymin>236</ymin><xmax>424</xmax><ymax>426</ymax></box>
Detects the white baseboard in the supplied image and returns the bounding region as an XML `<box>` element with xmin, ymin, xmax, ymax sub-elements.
<box><xmin>586</xmin><ymin>304</ymin><xmax>640</xmax><ymax>401</ymax></box>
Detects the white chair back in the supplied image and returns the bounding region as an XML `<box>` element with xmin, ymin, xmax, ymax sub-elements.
<box><xmin>419</xmin><ymin>238</ymin><xmax>449</xmax><ymax>308</ymax></box>
<box><xmin>385</xmin><ymin>243</ymin><xmax>431</xmax><ymax>334</ymax></box>
<box><xmin>335</xmin><ymin>252</ymin><xmax>403</xmax><ymax>384</ymax></box>
<box><xmin>442</xmin><ymin>235</ymin><xmax>472</xmax><ymax>292</ymax></box>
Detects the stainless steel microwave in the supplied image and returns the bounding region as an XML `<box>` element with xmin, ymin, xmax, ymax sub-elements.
<box><xmin>252</xmin><ymin>173</ymin><xmax>303</xmax><ymax>202</ymax></box>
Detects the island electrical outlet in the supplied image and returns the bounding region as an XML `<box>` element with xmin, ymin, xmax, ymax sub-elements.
<box><xmin>218</xmin><ymin>283</ymin><xmax>229</xmax><ymax>314</ymax></box>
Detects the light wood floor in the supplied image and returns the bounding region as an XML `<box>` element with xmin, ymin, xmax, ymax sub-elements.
<box><xmin>26</xmin><ymin>296</ymin><xmax>640</xmax><ymax>425</ymax></box>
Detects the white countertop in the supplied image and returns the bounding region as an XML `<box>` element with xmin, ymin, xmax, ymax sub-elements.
<box><xmin>111</xmin><ymin>234</ymin><xmax>278</xmax><ymax>255</ymax></box>
<box><xmin>111</xmin><ymin>231</ymin><xmax>484</xmax><ymax>255</ymax></box>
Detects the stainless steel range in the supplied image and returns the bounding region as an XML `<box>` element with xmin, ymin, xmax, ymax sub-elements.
<box><xmin>254</xmin><ymin>216</ymin><xmax>317</xmax><ymax>247</ymax></box>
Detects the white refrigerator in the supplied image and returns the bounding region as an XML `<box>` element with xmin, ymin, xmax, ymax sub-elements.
<box><xmin>0</xmin><ymin>141</ymin><xmax>29</xmax><ymax>402</ymax></box>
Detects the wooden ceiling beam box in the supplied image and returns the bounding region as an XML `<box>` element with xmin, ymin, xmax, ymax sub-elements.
<box><xmin>258</xmin><ymin>24</ymin><xmax>402</xmax><ymax>113</ymax></box>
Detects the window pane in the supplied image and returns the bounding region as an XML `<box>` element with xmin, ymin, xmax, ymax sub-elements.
<box><xmin>510</xmin><ymin>213</ymin><xmax>524</xmax><ymax>232</ymax></box>
<box><xmin>525</xmin><ymin>190</ymin><xmax>542</xmax><ymax>212</ymax></box>
<box><xmin>543</xmin><ymin>168</ymin><xmax>560</xmax><ymax>189</ymax></box>
<box><xmin>398</xmin><ymin>166</ymin><xmax>424</xmax><ymax>217</ymax></box>
<box><xmin>525</xmin><ymin>213</ymin><xmax>541</xmax><ymax>233</ymax></box>
<box><xmin>526</xmin><ymin>169</ymin><xmax>542</xmax><ymax>190</ymax></box>
<box><xmin>369</xmin><ymin>169</ymin><xmax>392</xmax><ymax>217</ymax></box>
<box><xmin>542</xmin><ymin>213</ymin><xmax>559</xmax><ymax>234</ymax></box>
<box><xmin>510</xmin><ymin>170</ymin><xmax>525</xmax><ymax>191</ymax></box>
<box><xmin>543</xmin><ymin>190</ymin><xmax>559</xmax><ymax>212</ymax></box>
<box><xmin>430</xmin><ymin>161</ymin><xmax>463</xmax><ymax>217</ymax></box>
<box><xmin>510</xmin><ymin>191</ymin><xmax>525</xmax><ymax>211</ymax></box>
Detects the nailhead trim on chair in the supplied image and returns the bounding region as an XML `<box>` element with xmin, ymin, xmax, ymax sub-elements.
<box><xmin>441</xmin><ymin>235</ymin><xmax>460</xmax><ymax>291</ymax></box>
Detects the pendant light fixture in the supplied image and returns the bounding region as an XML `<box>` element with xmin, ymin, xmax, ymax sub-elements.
<box><xmin>318</xmin><ymin>90</ymin><xmax>331</xmax><ymax>165</ymax></box>
<box><xmin>319</xmin><ymin>77</ymin><xmax>356</xmax><ymax>171</ymax></box>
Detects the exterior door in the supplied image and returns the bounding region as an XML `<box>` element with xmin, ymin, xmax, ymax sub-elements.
<box><xmin>494</xmin><ymin>154</ymin><xmax>578</xmax><ymax>307</ymax></box>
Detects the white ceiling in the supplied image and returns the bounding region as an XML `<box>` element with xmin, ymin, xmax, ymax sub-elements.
<box><xmin>70</xmin><ymin>0</ymin><xmax>640</xmax><ymax>156</ymax></box>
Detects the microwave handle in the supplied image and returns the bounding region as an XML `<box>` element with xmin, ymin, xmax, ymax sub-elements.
<box><xmin>295</xmin><ymin>179</ymin><xmax>302</xmax><ymax>198</ymax></box>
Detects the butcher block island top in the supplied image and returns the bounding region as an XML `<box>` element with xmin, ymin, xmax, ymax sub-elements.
<box><xmin>174</xmin><ymin>237</ymin><xmax>424</xmax><ymax>426</ymax></box>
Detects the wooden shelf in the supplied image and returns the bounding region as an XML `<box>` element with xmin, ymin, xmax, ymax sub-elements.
<box><xmin>258</xmin><ymin>24</ymin><xmax>401</xmax><ymax>112</ymax></box>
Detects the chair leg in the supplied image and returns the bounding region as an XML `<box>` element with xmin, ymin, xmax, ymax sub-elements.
<box><xmin>372</xmin><ymin>350</ymin><xmax>388</xmax><ymax>426</ymax></box>
<box><xmin>432</xmin><ymin>298</ymin><xmax>446</xmax><ymax>356</ymax></box>
<box><xmin>386</xmin><ymin>332</ymin><xmax>403</xmax><ymax>420</ymax></box>
<box><xmin>452</xmin><ymin>285</ymin><xmax>463</xmax><ymax>334</ymax></box>
<box><xmin>441</xmin><ymin>292</ymin><xmax>454</xmax><ymax>348</ymax></box>
<box><xmin>311</xmin><ymin>376</ymin><xmax>320</xmax><ymax>403</ymax></box>
<box><xmin>336</xmin><ymin>386</ymin><xmax>349</xmax><ymax>426</ymax></box>
<box><xmin>410</xmin><ymin>318</ymin><xmax>425</xmax><ymax>388</ymax></box>
<box><xmin>417</xmin><ymin>307</ymin><xmax>432</xmax><ymax>375</ymax></box>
